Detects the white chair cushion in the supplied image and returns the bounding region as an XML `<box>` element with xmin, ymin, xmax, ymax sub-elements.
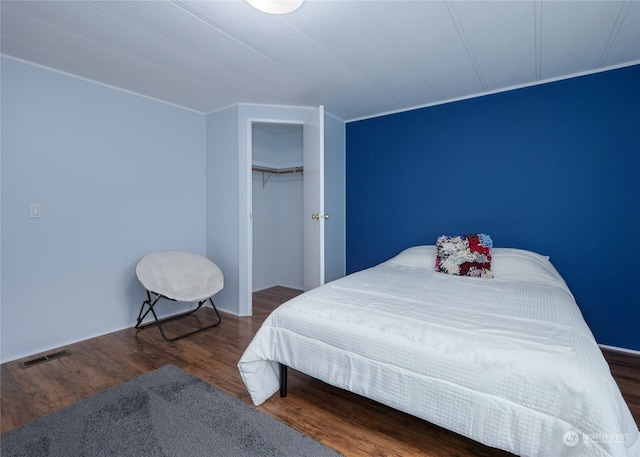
<box><xmin>136</xmin><ymin>251</ymin><xmax>224</xmax><ymax>302</ymax></box>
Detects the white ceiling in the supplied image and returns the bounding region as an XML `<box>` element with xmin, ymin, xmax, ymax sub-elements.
<box><xmin>2</xmin><ymin>0</ymin><xmax>639</xmax><ymax>122</ymax></box>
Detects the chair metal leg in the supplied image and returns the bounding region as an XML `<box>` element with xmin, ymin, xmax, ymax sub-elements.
<box><xmin>135</xmin><ymin>291</ymin><xmax>221</xmax><ymax>341</ymax></box>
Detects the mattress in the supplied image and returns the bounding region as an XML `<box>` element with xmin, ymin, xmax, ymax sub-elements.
<box><xmin>238</xmin><ymin>246</ymin><xmax>639</xmax><ymax>457</ymax></box>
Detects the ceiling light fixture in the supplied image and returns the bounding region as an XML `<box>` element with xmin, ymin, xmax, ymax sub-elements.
<box><xmin>247</xmin><ymin>0</ymin><xmax>303</xmax><ymax>15</ymax></box>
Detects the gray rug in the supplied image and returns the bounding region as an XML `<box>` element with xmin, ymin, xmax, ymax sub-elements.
<box><xmin>1</xmin><ymin>364</ymin><xmax>343</xmax><ymax>457</ymax></box>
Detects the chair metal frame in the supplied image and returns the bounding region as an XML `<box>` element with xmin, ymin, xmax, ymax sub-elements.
<box><xmin>135</xmin><ymin>290</ymin><xmax>221</xmax><ymax>341</ymax></box>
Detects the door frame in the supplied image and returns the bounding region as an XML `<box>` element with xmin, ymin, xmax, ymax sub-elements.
<box><xmin>243</xmin><ymin>116</ymin><xmax>307</xmax><ymax>316</ymax></box>
<box><xmin>302</xmin><ymin>105</ymin><xmax>325</xmax><ymax>291</ymax></box>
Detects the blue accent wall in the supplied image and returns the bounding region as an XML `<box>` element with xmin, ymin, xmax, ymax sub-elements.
<box><xmin>346</xmin><ymin>65</ymin><xmax>640</xmax><ymax>351</ymax></box>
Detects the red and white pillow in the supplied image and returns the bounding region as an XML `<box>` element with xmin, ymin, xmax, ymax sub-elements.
<box><xmin>435</xmin><ymin>233</ymin><xmax>493</xmax><ymax>278</ymax></box>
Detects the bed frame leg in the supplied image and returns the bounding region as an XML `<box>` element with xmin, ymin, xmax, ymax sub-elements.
<box><xmin>279</xmin><ymin>363</ymin><xmax>287</xmax><ymax>397</ymax></box>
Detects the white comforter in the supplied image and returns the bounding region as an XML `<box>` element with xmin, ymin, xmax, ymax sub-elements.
<box><xmin>238</xmin><ymin>246</ymin><xmax>639</xmax><ymax>457</ymax></box>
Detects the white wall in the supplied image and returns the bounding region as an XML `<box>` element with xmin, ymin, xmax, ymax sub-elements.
<box><xmin>205</xmin><ymin>105</ymin><xmax>240</xmax><ymax>316</ymax></box>
<box><xmin>252</xmin><ymin>128</ymin><xmax>280</xmax><ymax>291</ymax></box>
<box><xmin>1</xmin><ymin>58</ymin><xmax>207</xmax><ymax>363</ymax></box>
<box><xmin>276</xmin><ymin>131</ymin><xmax>304</xmax><ymax>288</ymax></box>
<box><xmin>276</xmin><ymin>172</ymin><xmax>304</xmax><ymax>288</ymax></box>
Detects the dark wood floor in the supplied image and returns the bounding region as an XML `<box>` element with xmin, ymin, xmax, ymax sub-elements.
<box><xmin>2</xmin><ymin>286</ymin><xmax>639</xmax><ymax>456</ymax></box>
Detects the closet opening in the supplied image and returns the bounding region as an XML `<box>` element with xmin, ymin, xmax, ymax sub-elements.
<box><xmin>250</xmin><ymin>122</ymin><xmax>304</xmax><ymax>296</ymax></box>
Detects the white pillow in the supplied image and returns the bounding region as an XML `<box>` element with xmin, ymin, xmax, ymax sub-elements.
<box><xmin>387</xmin><ymin>245</ymin><xmax>437</xmax><ymax>269</ymax></box>
<box><xmin>491</xmin><ymin>247</ymin><xmax>566</xmax><ymax>286</ymax></box>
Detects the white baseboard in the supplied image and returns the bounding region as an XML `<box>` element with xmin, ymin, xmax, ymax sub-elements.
<box><xmin>599</xmin><ymin>344</ymin><xmax>640</xmax><ymax>356</ymax></box>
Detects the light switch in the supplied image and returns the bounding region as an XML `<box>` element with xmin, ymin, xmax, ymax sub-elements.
<box><xmin>29</xmin><ymin>203</ymin><xmax>42</xmax><ymax>218</ymax></box>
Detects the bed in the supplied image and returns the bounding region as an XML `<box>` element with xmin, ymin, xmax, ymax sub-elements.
<box><xmin>238</xmin><ymin>245</ymin><xmax>639</xmax><ymax>457</ymax></box>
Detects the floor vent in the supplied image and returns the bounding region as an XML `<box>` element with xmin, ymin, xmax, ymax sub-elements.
<box><xmin>19</xmin><ymin>350</ymin><xmax>72</xmax><ymax>369</ymax></box>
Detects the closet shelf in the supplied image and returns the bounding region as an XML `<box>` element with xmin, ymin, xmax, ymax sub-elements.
<box><xmin>252</xmin><ymin>164</ymin><xmax>303</xmax><ymax>188</ymax></box>
<box><xmin>251</xmin><ymin>165</ymin><xmax>303</xmax><ymax>175</ymax></box>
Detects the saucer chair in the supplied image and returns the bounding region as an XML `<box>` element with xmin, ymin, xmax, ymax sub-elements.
<box><xmin>135</xmin><ymin>251</ymin><xmax>223</xmax><ymax>341</ymax></box>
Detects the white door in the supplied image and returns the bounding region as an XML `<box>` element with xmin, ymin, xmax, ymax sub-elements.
<box><xmin>303</xmin><ymin>106</ymin><xmax>325</xmax><ymax>291</ymax></box>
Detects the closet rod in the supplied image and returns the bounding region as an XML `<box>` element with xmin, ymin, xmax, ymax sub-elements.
<box><xmin>251</xmin><ymin>166</ymin><xmax>303</xmax><ymax>175</ymax></box>
<box><xmin>252</xmin><ymin>165</ymin><xmax>303</xmax><ymax>189</ymax></box>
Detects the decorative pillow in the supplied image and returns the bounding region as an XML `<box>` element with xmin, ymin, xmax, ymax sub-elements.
<box><xmin>435</xmin><ymin>233</ymin><xmax>493</xmax><ymax>278</ymax></box>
